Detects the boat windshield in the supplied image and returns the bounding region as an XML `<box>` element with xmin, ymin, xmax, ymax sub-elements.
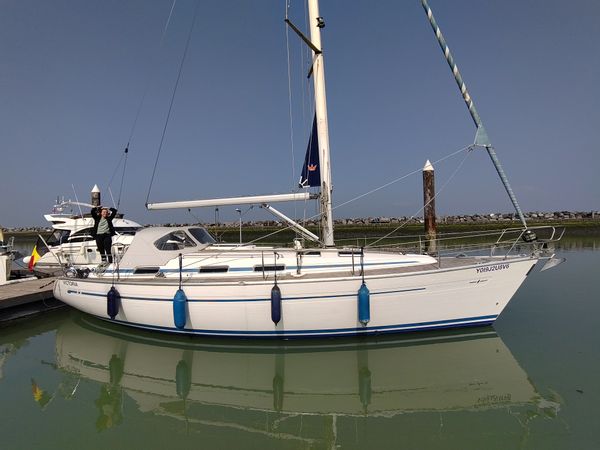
<box><xmin>188</xmin><ymin>228</ymin><xmax>216</xmax><ymax>244</ymax></box>
<box><xmin>154</xmin><ymin>230</ymin><xmax>197</xmax><ymax>251</ymax></box>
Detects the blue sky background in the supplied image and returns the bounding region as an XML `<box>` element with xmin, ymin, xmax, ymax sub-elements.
<box><xmin>1</xmin><ymin>0</ymin><xmax>598</xmax><ymax>227</ymax></box>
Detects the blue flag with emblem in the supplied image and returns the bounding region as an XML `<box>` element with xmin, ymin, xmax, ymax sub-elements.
<box><xmin>298</xmin><ymin>115</ymin><xmax>321</xmax><ymax>188</ymax></box>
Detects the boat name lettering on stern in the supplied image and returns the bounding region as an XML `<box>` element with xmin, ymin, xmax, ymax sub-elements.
<box><xmin>63</xmin><ymin>280</ymin><xmax>78</xmax><ymax>286</ymax></box>
<box><xmin>475</xmin><ymin>263</ymin><xmax>509</xmax><ymax>274</ymax></box>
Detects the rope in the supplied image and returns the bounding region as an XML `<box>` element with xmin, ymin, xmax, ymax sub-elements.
<box><xmin>146</xmin><ymin>0</ymin><xmax>200</xmax><ymax>205</ymax></box>
<box><xmin>178</xmin><ymin>253</ymin><xmax>183</xmax><ymax>290</ymax></box>
<box><xmin>360</xmin><ymin>247</ymin><xmax>365</xmax><ymax>282</ymax></box>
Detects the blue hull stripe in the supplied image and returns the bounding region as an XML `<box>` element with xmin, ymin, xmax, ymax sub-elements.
<box><xmin>103</xmin><ymin>259</ymin><xmax>420</xmax><ymax>275</ymax></box>
<box><xmin>67</xmin><ymin>286</ymin><xmax>425</xmax><ymax>303</ymax></box>
<box><xmin>103</xmin><ymin>314</ymin><xmax>498</xmax><ymax>338</ymax></box>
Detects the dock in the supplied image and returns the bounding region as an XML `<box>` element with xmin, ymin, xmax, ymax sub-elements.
<box><xmin>0</xmin><ymin>278</ymin><xmax>65</xmax><ymax>324</ymax></box>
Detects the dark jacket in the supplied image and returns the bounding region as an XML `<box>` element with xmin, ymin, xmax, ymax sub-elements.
<box><xmin>91</xmin><ymin>207</ymin><xmax>117</xmax><ymax>237</ymax></box>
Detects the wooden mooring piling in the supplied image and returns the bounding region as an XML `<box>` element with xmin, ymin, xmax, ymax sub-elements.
<box><xmin>423</xmin><ymin>160</ymin><xmax>437</xmax><ymax>254</ymax></box>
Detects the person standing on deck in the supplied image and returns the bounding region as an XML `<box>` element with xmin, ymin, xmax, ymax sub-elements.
<box><xmin>91</xmin><ymin>206</ymin><xmax>117</xmax><ymax>264</ymax></box>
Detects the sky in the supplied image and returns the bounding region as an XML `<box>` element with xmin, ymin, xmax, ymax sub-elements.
<box><xmin>1</xmin><ymin>0</ymin><xmax>598</xmax><ymax>227</ymax></box>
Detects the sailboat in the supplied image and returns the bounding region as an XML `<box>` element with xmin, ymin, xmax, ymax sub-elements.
<box><xmin>53</xmin><ymin>0</ymin><xmax>563</xmax><ymax>338</ymax></box>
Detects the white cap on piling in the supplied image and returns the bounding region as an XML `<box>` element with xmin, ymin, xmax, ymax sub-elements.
<box><xmin>91</xmin><ymin>184</ymin><xmax>100</xmax><ymax>193</ymax></box>
<box><xmin>423</xmin><ymin>160</ymin><xmax>434</xmax><ymax>171</ymax></box>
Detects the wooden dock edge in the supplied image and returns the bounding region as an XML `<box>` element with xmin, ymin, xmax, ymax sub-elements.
<box><xmin>0</xmin><ymin>277</ymin><xmax>66</xmax><ymax>324</ymax></box>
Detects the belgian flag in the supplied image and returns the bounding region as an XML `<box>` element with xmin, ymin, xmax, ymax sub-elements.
<box><xmin>28</xmin><ymin>236</ymin><xmax>49</xmax><ymax>271</ymax></box>
<box><xmin>31</xmin><ymin>378</ymin><xmax>52</xmax><ymax>408</ymax></box>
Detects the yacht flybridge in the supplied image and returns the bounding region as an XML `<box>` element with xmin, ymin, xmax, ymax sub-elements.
<box><xmin>53</xmin><ymin>0</ymin><xmax>563</xmax><ymax>338</ymax></box>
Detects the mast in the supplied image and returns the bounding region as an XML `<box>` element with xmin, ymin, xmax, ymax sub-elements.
<box><xmin>307</xmin><ymin>0</ymin><xmax>335</xmax><ymax>246</ymax></box>
<box><xmin>420</xmin><ymin>0</ymin><xmax>528</xmax><ymax>229</ymax></box>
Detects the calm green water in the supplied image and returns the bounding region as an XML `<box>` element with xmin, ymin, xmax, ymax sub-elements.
<box><xmin>0</xmin><ymin>239</ymin><xmax>598</xmax><ymax>449</ymax></box>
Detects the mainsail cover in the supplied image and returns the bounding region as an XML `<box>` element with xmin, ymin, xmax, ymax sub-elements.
<box><xmin>298</xmin><ymin>116</ymin><xmax>321</xmax><ymax>188</ymax></box>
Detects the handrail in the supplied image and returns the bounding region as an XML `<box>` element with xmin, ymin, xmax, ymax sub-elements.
<box><xmin>238</xmin><ymin>225</ymin><xmax>565</xmax><ymax>260</ymax></box>
<box><xmin>338</xmin><ymin>225</ymin><xmax>565</xmax><ymax>259</ymax></box>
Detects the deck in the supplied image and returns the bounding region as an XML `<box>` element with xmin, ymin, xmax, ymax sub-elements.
<box><xmin>81</xmin><ymin>254</ymin><xmax>534</xmax><ymax>286</ymax></box>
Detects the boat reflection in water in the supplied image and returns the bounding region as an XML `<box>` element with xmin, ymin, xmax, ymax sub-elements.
<box><xmin>55</xmin><ymin>316</ymin><xmax>559</xmax><ymax>444</ymax></box>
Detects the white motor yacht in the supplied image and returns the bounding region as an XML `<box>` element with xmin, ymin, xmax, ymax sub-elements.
<box><xmin>30</xmin><ymin>189</ymin><xmax>142</xmax><ymax>277</ymax></box>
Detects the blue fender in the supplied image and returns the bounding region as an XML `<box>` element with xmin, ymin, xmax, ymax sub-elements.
<box><xmin>107</xmin><ymin>286</ymin><xmax>120</xmax><ymax>319</ymax></box>
<box><xmin>173</xmin><ymin>288</ymin><xmax>187</xmax><ymax>329</ymax></box>
<box><xmin>358</xmin><ymin>282</ymin><xmax>370</xmax><ymax>326</ymax></box>
<box><xmin>271</xmin><ymin>285</ymin><xmax>282</xmax><ymax>325</ymax></box>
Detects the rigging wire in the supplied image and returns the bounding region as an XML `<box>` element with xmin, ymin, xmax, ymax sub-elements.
<box><xmin>126</xmin><ymin>0</ymin><xmax>178</xmax><ymax>147</ymax></box>
<box><xmin>250</xmin><ymin>144</ymin><xmax>473</xmax><ymax>249</ymax></box>
<box><xmin>104</xmin><ymin>142</ymin><xmax>128</xmax><ymax>211</ymax></box>
<box><xmin>285</xmin><ymin>0</ymin><xmax>296</xmax><ymax>196</ymax></box>
<box><xmin>106</xmin><ymin>151</ymin><xmax>126</xmax><ymax>194</ymax></box>
<box><xmin>285</xmin><ymin>1</ymin><xmax>316</xmax><ymax>226</ymax></box>
<box><xmin>187</xmin><ymin>208</ymin><xmax>202</xmax><ymax>225</ymax></box>
<box><xmin>366</xmin><ymin>147</ymin><xmax>473</xmax><ymax>247</ymax></box>
<box><xmin>302</xmin><ymin>0</ymin><xmax>314</xmax><ymax>137</ymax></box>
<box><xmin>105</xmin><ymin>147</ymin><xmax>129</xmax><ymax>209</ymax></box>
<box><xmin>146</xmin><ymin>0</ymin><xmax>201</xmax><ymax>206</ymax></box>
<box><xmin>332</xmin><ymin>144</ymin><xmax>470</xmax><ymax>213</ymax></box>
<box><xmin>171</xmin><ymin>153</ymin><xmax>473</xmax><ymax>267</ymax></box>
<box><xmin>71</xmin><ymin>185</ymin><xmax>83</xmax><ymax>217</ymax></box>
<box><xmin>104</xmin><ymin>0</ymin><xmax>178</xmax><ymax>209</ymax></box>
<box><xmin>116</xmin><ymin>147</ymin><xmax>128</xmax><ymax>209</ymax></box>
<box><xmin>108</xmin><ymin>187</ymin><xmax>117</xmax><ymax>209</ymax></box>
<box><xmin>121</xmin><ymin>143</ymin><xmax>474</xmax><ymax>274</ymax></box>
<box><xmin>172</xmin><ymin>143</ymin><xmax>474</xmax><ymax>270</ymax></box>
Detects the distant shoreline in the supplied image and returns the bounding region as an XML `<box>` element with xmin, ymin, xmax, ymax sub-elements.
<box><xmin>5</xmin><ymin>216</ymin><xmax>600</xmax><ymax>240</ymax></box>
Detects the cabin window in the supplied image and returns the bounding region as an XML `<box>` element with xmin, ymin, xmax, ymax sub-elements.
<box><xmin>154</xmin><ymin>230</ymin><xmax>197</xmax><ymax>251</ymax></box>
<box><xmin>68</xmin><ymin>228</ymin><xmax>95</xmax><ymax>243</ymax></box>
<box><xmin>188</xmin><ymin>228</ymin><xmax>216</xmax><ymax>244</ymax></box>
<box><xmin>133</xmin><ymin>267</ymin><xmax>159</xmax><ymax>275</ymax></box>
<box><xmin>68</xmin><ymin>236</ymin><xmax>94</xmax><ymax>243</ymax></box>
<box><xmin>70</xmin><ymin>228</ymin><xmax>93</xmax><ymax>238</ymax></box>
<box><xmin>199</xmin><ymin>266</ymin><xmax>229</xmax><ymax>273</ymax></box>
<box><xmin>254</xmin><ymin>265</ymin><xmax>285</xmax><ymax>272</ymax></box>
<box><xmin>302</xmin><ymin>251</ymin><xmax>321</xmax><ymax>256</ymax></box>
<box><xmin>338</xmin><ymin>250</ymin><xmax>362</xmax><ymax>257</ymax></box>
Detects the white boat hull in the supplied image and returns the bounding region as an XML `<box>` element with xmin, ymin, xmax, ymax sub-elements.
<box><xmin>54</xmin><ymin>256</ymin><xmax>537</xmax><ymax>338</ymax></box>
